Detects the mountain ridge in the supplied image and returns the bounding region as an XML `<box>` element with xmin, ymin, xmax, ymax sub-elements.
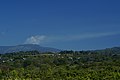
<box><xmin>0</xmin><ymin>44</ymin><xmax>61</xmax><ymax>54</ymax></box>
<box><xmin>94</xmin><ymin>46</ymin><xmax>120</xmax><ymax>54</ymax></box>
<box><xmin>0</xmin><ymin>44</ymin><xmax>120</xmax><ymax>54</ymax></box>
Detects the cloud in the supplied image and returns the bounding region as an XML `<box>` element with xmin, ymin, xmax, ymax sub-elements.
<box><xmin>45</xmin><ymin>32</ymin><xmax>120</xmax><ymax>42</ymax></box>
<box><xmin>66</xmin><ymin>32</ymin><xmax>120</xmax><ymax>41</ymax></box>
<box><xmin>24</xmin><ymin>32</ymin><xmax>120</xmax><ymax>44</ymax></box>
<box><xmin>24</xmin><ymin>35</ymin><xmax>46</xmax><ymax>44</ymax></box>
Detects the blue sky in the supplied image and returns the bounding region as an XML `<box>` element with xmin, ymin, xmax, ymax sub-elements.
<box><xmin>0</xmin><ymin>0</ymin><xmax>120</xmax><ymax>50</ymax></box>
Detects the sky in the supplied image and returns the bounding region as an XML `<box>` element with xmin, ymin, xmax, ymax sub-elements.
<box><xmin>0</xmin><ymin>0</ymin><xmax>120</xmax><ymax>50</ymax></box>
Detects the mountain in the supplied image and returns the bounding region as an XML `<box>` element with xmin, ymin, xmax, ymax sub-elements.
<box><xmin>0</xmin><ymin>44</ymin><xmax>61</xmax><ymax>54</ymax></box>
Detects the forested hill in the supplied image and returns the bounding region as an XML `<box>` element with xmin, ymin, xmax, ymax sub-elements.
<box><xmin>93</xmin><ymin>47</ymin><xmax>120</xmax><ymax>55</ymax></box>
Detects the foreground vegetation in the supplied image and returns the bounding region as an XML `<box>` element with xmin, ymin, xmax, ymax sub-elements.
<box><xmin>0</xmin><ymin>49</ymin><xmax>120</xmax><ymax>80</ymax></box>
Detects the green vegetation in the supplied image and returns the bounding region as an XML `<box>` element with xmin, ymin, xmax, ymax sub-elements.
<box><xmin>0</xmin><ymin>50</ymin><xmax>120</xmax><ymax>80</ymax></box>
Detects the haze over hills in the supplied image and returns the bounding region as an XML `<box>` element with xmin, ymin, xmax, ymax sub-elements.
<box><xmin>0</xmin><ymin>44</ymin><xmax>61</xmax><ymax>54</ymax></box>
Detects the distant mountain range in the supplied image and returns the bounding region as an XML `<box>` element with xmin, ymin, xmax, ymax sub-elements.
<box><xmin>0</xmin><ymin>44</ymin><xmax>61</xmax><ymax>54</ymax></box>
<box><xmin>0</xmin><ymin>44</ymin><xmax>120</xmax><ymax>54</ymax></box>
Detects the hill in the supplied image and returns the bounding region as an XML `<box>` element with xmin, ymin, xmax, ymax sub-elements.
<box><xmin>94</xmin><ymin>47</ymin><xmax>120</xmax><ymax>55</ymax></box>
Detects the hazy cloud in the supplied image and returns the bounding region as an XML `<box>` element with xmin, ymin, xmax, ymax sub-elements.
<box><xmin>66</xmin><ymin>32</ymin><xmax>120</xmax><ymax>41</ymax></box>
<box><xmin>0</xmin><ymin>32</ymin><xmax>5</xmax><ymax>35</ymax></box>
<box><xmin>0</xmin><ymin>32</ymin><xmax>6</xmax><ymax>38</ymax></box>
<box><xmin>45</xmin><ymin>32</ymin><xmax>120</xmax><ymax>42</ymax></box>
<box><xmin>24</xmin><ymin>32</ymin><xmax>120</xmax><ymax>44</ymax></box>
<box><xmin>25</xmin><ymin>35</ymin><xmax>46</xmax><ymax>44</ymax></box>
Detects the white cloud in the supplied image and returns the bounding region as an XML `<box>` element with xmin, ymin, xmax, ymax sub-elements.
<box><xmin>25</xmin><ymin>35</ymin><xmax>46</xmax><ymax>44</ymax></box>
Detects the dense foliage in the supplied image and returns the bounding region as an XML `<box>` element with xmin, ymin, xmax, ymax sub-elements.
<box><xmin>0</xmin><ymin>50</ymin><xmax>120</xmax><ymax>80</ymax></box>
